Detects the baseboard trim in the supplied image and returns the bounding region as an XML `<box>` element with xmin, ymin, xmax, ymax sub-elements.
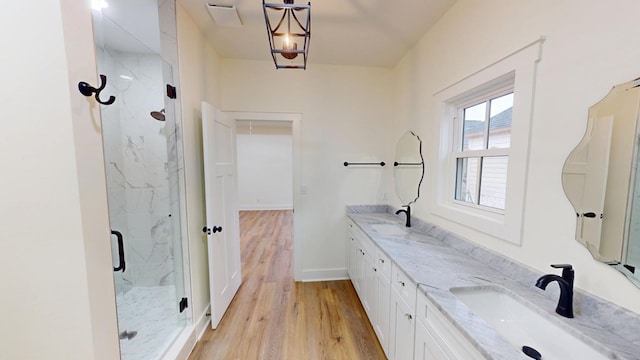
<box><xmin>196</xmin><ymin>304</ymin><xmax>212</xmax><ymax>340</ymax></box>
<box><xmin>300</xmin><ymin>268</ymin><xmax>349</xmax><ymax>282</ymax></box>
<box><xmin>162</xmin><ymin>325</ymin><xmax>196</xmax><ymax>360</ymax></box>
<box><xmin>162</xmin><ymin>305</ymin><xmax>211</xmax><ymax>360</ymax></box>
<box><xmin>239</xmin><ymin>204</ymin><xmax>293</xmax><ymax>211</ymax></box>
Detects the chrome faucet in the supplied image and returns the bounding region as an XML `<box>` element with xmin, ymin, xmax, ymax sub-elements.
<box><xmin>395</xmin><ymin>205</ymin><xmax>411</xmax><ymax>227</ymax></box>
<box><xmin>535</xmin><ymin>264</ymin><xmax>574</xmax><ymax>318</ymax></box>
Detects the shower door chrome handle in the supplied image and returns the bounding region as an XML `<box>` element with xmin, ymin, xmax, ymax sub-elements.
<box><xmin>111</xmin><ymin>230</ymin><xmax>126</xmax><ymax>272</ymax></box>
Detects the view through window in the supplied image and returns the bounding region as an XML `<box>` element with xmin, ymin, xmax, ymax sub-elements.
<box><xmin>454</xmin><ymin>92</ymin><xmax>513</xmax><ymax>210</ymax></box>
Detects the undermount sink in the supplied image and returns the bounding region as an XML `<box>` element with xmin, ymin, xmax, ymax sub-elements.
<box><xmin>450</xmin><ymin>286</ymin><xmax>609</xmax><ymax>360</ymax></box>
<box><xmin>370</xmin><ymin>224</ymin><xmax>408</xmax><ymax>236</ymax></box>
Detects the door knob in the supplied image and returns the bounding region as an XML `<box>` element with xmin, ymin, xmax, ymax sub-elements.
<box><xmin>202</xmin><ymin>226</ymin><xmax>223</xmax><ymax>235</ymax></box>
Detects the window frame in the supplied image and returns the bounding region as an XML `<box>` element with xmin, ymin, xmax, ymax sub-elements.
<box><xmin>432</xmin><ymin>39</ymin><xmax>544</xmax><ymax>245</ymax></box>
<box><xmin>453</xmin><ymin>87</ymin><xmax>514</xmax><ymax>213</ymax></box>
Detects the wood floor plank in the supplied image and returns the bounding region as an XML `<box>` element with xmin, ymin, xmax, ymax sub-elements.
<box><xmin>188</xmin><ymin>210</ymin><xmax>386</xmax><ymax>360</ymax></box>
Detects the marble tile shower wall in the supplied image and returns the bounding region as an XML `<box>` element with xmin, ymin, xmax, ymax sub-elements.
<box><xmin>99</xmin><ymin>47</ymin><xmax>176</xmax><ymax>295</ymax></box>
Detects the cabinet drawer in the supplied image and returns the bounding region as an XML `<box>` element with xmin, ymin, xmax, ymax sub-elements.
<box><xmin>375</xmin><ymin>247</ymin><xmax>392</xmax><ymax>279</ymax></box>
<box><xmin>391</xmin><ymin>264</ymin><xmax>416</xmax><ymax>309</ymax></box>
<box><xmin>347</xmin><ymin>218</ymin><xmax>362</xmax><ymax>237</ymax></box>
<box><xmin>417</xmin><ymin>291</ymin><xmax>485</xmax><ymax>360</ymax></box>
<box><xmin>359</xmin><ymin>235</ymin><xmax>374</xmax><ymax>260</ymax></box>
<box><xmin>347</xmin><ymin>219</ymin><xmax>374</xmax><ymax>257</ymax></box>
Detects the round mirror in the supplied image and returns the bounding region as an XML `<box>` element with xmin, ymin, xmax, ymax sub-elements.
<box><xmin>394</xmin><ymin>131</ymin><xmax>425</xmax><ymax>206</ymax></box>
<box><xmin>562</xmin><ymin>77</ymin><xmax>640</xmax><ymax>287</ymax></box>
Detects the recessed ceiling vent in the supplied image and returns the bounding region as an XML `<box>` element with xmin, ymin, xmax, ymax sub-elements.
<box><xmin>207</xmin><ymin>3</ymin><xmax>243</xmax><ymax>27</ymax></box>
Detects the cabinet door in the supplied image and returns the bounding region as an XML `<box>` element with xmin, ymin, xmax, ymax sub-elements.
<box><xmin>389</xmin><ymin>288</ymin><xmax>415</xmax><ymax>360</ymax></box>
<box><xmin>348</xmin><ymin>234</ymin><xmax>358</xmax><ymax>282</ymax></box>
<box><xmin>375</xmin><ymin>272</ymin><xmax>391</xmax><ymax>356</ymax></box>
<box><xmin>362</xmin><ymin>252</ymin><xmax>377</xmax><ymax>322</ymax></box>
<box><xmin>349</xmin><ymin>234</ymin><xmax>365</xmax><ymax>296</ymax></box>
<box><xmin>415</xmin><ymin>320</ymin><xmax>451</xmax><ymax>360</ymax></box>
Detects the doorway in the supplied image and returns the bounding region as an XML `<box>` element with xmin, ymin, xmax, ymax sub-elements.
<box><xmin>236</xmin><ymin>120</ymin><xmax>293</xmax><ymax>211</ymax></box>
<box><xmin>228</xmin><ymin>112</ymin><xmax>302</xmax><ymax>280</ymax></box>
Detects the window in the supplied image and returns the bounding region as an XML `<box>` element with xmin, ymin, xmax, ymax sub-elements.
<box><xmin>454</xmin><ymin>91</ymin><xmax>513</xmax><ymax>211</ymax></box>
<box><xmin>433</xmin><ymin>38</ymin><xmax>544</xmax><ymax>244</ymax></box>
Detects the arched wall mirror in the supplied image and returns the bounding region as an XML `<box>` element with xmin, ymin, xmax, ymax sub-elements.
<box><xmin>562</xmin><ymin>77</ymin><xmax>640</xmax><ymax>287</ymax></box>
<box><xmin>394</xmin><ymin>131</ymin><xmax>425</xmax><ymax>206</ymax></box>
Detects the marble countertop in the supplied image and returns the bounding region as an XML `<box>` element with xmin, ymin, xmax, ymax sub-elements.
<box><xmin>347</xmin><ymin>211</ymin><xmax>640</xmax><ymax>360</ymax></box>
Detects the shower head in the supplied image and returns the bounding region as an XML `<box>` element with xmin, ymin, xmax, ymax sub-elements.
<box><xmin>150</xmin><ymin>108</ymin><xmax>165</xmax><ymax>121</ymax></box>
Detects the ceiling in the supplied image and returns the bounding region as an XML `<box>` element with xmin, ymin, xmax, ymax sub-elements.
<box><xmin>177</xmin><ymin>0</ymin><xmax>457</xmax><ymax>68</ymax></box>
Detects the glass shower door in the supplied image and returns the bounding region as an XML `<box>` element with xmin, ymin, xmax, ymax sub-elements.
<box><xmin>92</xmin><ymin>9</ymin><xmax>188</xmax><ymax>360</ymax></box>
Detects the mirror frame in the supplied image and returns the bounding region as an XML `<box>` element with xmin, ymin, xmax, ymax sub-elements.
<box><xmin>393</xmin><ymin>131</ymin><xmax>425</xmax><ymax>206</ymax></box>
<box><xmin>562</xmin><ymin>77</ymin><xmax>640</xmax><ymax>288</ymax></box>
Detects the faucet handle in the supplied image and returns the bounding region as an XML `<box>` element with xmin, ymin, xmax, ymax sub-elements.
<box><xmin>551</xmin><ymin>264</ymin><xmax>574</xmax><ymax>283</ymax></box>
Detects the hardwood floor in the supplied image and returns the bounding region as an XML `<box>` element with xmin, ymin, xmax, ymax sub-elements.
<box><xmin>188</xmin><ymin>210</ymin><xmax>386</xmax><ymax>360</ymax></box>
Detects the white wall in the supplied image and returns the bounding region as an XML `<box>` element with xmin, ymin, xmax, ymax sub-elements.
<box><xmin>0</xmin><ymin>1</ymin><xmax>120</xmax><ymax>358</ymax></box>
<box><xmin>237</xmin><ymin>125</ymin><xmax>293</xmax><ymax>210</ymax></box>
<box><xmin>394</xmin><ymin>0</ymin><xmax>640</xmax><ymax>312</ymax></box>
<box><xmin>176</xmin><ymin>3</ymin><xmax>223</xmax><ymax>334</ymax></box>
<box><xmin>220</xmin><ymin>60</ymin><xmax>395</xmax><ymax>279</ymax></box>
<box><xmin>176</xmin><ymin>0</ymin><xmax>640</xmax><ymax>325</ymax></box>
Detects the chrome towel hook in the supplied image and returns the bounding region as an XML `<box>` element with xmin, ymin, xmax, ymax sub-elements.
<box><xmin>78</xmin><ymin>74</ymin><xmax>116</xmax><ymax>105</ymax></box>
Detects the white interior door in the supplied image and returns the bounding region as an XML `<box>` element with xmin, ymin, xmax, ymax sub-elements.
<box><xmin>202</xmin><ymin>102</ymin><xmax>242</xmax><ymax>329</ymax></box>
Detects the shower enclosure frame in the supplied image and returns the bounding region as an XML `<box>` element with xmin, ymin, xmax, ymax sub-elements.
<box><xmin>90</xmin><ymin>1</ymin><xmax>193</xmax><ymax>359</ymax></box>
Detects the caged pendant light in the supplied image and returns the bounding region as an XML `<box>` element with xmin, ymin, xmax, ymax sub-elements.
<box><xmin>262</xmin><ymin>0</ymin><xmax>311</xmax><ymax>69</ymax></box>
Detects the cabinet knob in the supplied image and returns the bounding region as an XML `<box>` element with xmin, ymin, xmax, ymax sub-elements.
<box><xmin>398</xmin><ymin>280</ymin><xmax>405</xmax><ymax>287</ymax></box>
<box><xmin>405</xmin><ymin>313</ymin><xmax>413</xmax><ymax>320</ymax></box>
<box><xmin>379</xmin><ymin>258</ymin><xmax>385</xmax><ymax>263</ymax></box>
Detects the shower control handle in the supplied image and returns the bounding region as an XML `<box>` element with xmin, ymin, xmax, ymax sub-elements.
<box><xmin>111</xmin><ymin>230</ymin><xmax>126</xmax><ymax>272</ymax></box>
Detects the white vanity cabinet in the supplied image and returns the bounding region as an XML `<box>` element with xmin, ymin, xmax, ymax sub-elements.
<box><xmin>414</xmin><ymin>290</ymin><xmax>485</xmax><ymax>360</ymax></box>
<box><xmin>389</xmin><ymin>264</ymin><xmax>417</xmax><ymax>360</ymax></box>
<box><xmin>347</xmin><ymin>218</ymin><xmax>483</xmax><ymax>360</ymax></box>
<box><xmin>347</xmin><ymin>220</ymin><xmax>376</xmax><ymax>320</ymax></box>
<box><xmin>348</xmin><ymin>221</ymin><xmax>366</xmax><ymax>297</ymax></box>
<box><xmin>415</xmin><ymin>320</ymin><xmax>450</xmax><ymax>359</ymax></box>
<box><xmin>374</xmin><ymin>247</ymin><xmax>392</xmax><ymax>354</ymax></box>
<box><xmin>347</xmin><ymin>220</ymin><xmax>393</xmax><ymax>356</ymax></box>
<box><xmin>362</xmin><ymin>249</ymin><xmax>377</xmax><ymax>321</ymax></box>
<box><xmin>348</xmin><ymin>231</ymin><xmax>361</xmax><ymax>292</ymax></box>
